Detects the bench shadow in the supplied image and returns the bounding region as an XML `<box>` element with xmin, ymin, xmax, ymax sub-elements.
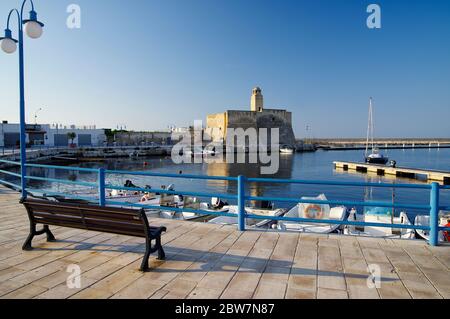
<box><xmin>33</xmin><ymin>239</ymin><xmax>399</xmax><ymax>283</ymax></box>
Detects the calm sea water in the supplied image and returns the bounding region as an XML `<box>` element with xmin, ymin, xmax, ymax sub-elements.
<box><xmin>16</xmin><ymin>148</ymin><xmax>450</xmax><ymax>217</ymax></box>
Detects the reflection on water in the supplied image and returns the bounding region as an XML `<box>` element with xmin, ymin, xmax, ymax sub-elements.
<box><xmin>206</xmin><ymin>153</ymin><xmax>295</xmax><ymax>205</ymax></box>
<box><xmin>2</xmin><ymin>149</ymin><xmax>449</xmax><ymax>218</ymax></box>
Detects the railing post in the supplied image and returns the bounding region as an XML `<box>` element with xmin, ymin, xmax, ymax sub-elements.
<box><xmin>237</xmin><ymin>175</ymin><xmax>246</xmax><ymax>231</ymax></box>
<box><xmin>98</xmin><ymin>168</ymin><xmax>106</xmax><ymax>206</ymax></box>
<box><xmin>429</xmin><ymin>182</ymin><xmax>440</xmax><ymax>246</ymax></box>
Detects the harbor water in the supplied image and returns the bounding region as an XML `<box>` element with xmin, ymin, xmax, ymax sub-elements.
<box><xmin>6</xmin><ymin>148</ymin><xmax>450</xmax><ymax>219</ymax></box>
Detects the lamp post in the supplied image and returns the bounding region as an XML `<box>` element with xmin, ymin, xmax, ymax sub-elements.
<box><xmin>34</xmin><ymin>107</ymin><xmax>42</xmax><ymax>125</ymax></box>
<box><xmin>0</xmin><ymin>0</ymin><xmax>44</xmax><ymax>199</ymax></box>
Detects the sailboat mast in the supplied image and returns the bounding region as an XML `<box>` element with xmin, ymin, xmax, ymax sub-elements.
<box><xmin>370</xmin><ymin>97</ymin><xmax>374</xmax><ymax>151</ymax></box>
<box><xmin>365</xmin><ymin>98</ymin><xmax>372</xmax><ymax>157</ymax></box>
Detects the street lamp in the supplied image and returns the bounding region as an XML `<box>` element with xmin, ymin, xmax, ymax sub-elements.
<box><xmin>0</xmin><ymin>0</ymin><xmax>44</xmax><ymax>199</ymax></box>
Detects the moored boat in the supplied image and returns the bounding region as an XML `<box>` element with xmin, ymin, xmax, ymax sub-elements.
<box><xmin>364</xmin><ymin>97</ymin><xmax>390</xmax><ymax>165</ymax></box>
<box><xmin>277</xmin><ymin>194</ymin><xmax>347</xmax><ymax>233</ymax></box>
<box><xmin>146</xmin><ymin>196</ymin><xmax>229</xmax><ymax>221</ymax></box>
<box><xmin>344</xmin><ymin>205</ymin><xmax>415</xmax><ymax>239</ymax></box>
<box><xmin>208</xmin><ymin>201</ymin><xmax>285</xmax><ymax>228</ymax></box>
<box><xmin>280</xmin><ymin>145</ymin><xmax>295</xmax><ymax>154</ymax></box>
<box><xmin>365</xmin><ymin>148</ymin><xmax>389</xmax><ymax>165</ymax></box>
<box><xmin>414</xmin><ymin>212</ymin><xmax>450</xmax><ymax>242</ymax></box>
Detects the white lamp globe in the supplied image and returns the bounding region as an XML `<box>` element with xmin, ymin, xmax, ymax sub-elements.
<box><xmin>25</xmin><ymin>21</ymin><xmax>43</xmax><ymax>39</ymax></box>
<box><xmin>1</xmin><ymin>38</ymin><xmax>17</xmax><ymax>54</ymax></box>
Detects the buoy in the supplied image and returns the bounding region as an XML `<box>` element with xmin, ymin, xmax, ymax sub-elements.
<box><xmin>444</xmin><ymin>222</ymin><xmax>450</xmax><ymax>242</ymax></box>
<box><xmin>143</xmin><ymin>162</ymin><xmax>148</xmax><ymax>166</ymax></box>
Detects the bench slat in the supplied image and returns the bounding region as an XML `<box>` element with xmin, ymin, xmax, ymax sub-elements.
<box><xmin>24</xmin><ymin>200</ymin><xmax>140</xmax><ymax>214</ymax></box>
<box><xmin>32</xmin><ymin>212</ymin><xmax>146</xmax><ymax>234</ymax></box>
<box><xmin>29</xmin><ymin>209</ymin><xmax>144</xmax><ymax>225</ymax></box>
<box><xmin>24</xmin><ymin>203</ymin><xmax>143</xmax><ymax>223</ymax></box>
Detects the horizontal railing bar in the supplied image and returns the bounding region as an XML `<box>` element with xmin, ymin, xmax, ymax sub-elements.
<box><xmin>246</xmin><ymin>196</ymin><xmax>431</xmax><ymax>210</ymax></box>
<box><xmin>105</xmin><ymin>169</ymin><xmax>238</xmax><ymax>181</ymax></box>
<box><xmin>25</xmin><ymin>176</ymin><xmax>98</xmax><ymax>188</ymax></box>
<box><xmin>245</xmin><ymin>214</ymin><xmax>430</xmax><ymax>231</ymax></box>
<box><xmin>27</xmin><ymin>189</ymin><xmax>98</xmax><ymax>202</ymax></box>
<box><xmin>0</xmin><ymin>159</ymin><xmax>21</xmax><ymax>166</ymax></box>
<box><xmin>0</xmin><ymin>169</ymin><xmax>21</xmax><ymax>178</ymax></box>
<box><xmin>0</xmin><ymin>180</ymin><xmax>22</xmax><ymax>190</ymax></box>
<box><xmin>440</xmin><ymin>206</ymin><xmax>450</xmax><ymax>211</ymax></box>
<box><xmin>105</xmin><ymin>200</ymin><xmax>237</xmax><ymax>218</ymax></box>
<box><xmin>105</xmin><ymin>184</ymin><xmax>238</xmax><ymax>200</ymax></box>
<box><xmin>246</xmin><ymin>177</ymin><xmax>432</xmax><ymax>189</ymax></box>
<box><xmin>25</xmin><ymin>163</ymin><xmax>100</xmax><ymax>173</ymax></box>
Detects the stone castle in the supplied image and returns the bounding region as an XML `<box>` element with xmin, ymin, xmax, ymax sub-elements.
<box><xmin>205</xmin><ymin>87</ymin><xmax>296</xmax><ymax>146</ymax></box>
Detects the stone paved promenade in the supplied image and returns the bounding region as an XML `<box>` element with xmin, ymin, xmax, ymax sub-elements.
<box><xmin>0</xmin><ymin>186</ymin><xmax>448</xmax><ymax>299</ymax></box>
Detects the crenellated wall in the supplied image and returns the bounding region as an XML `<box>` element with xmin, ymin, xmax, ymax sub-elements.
<box><xmin>206</xmin><ymin>109</ymin><xmax>296</xmax><ymax>146</ymax></box>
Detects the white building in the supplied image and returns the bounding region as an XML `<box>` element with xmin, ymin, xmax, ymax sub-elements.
<box><xmin>0</xmin><ymin>121</ymin><xmax>107</xmax><ymax>148</ymax></box>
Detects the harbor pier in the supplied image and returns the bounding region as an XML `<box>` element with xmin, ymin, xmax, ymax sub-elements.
<box><xmin>334</xmin><ymin>161</ymin><xmax>450</xmax><ymax>185</ymax></box>
<box><xmin>0</xmin><ymin>186</ymin><xmax>449</xmax><ymax>299</ymax></box>
<box><xmin>315</xmin><ymin>138</ymin><xmax>450</xmax><ymax>150</ymax></box>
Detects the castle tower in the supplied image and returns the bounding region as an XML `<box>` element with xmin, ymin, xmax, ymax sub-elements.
<box><xmin>250</xmin><ymin>87</ymin><xmax>264</xmax><ymax>112</ymax></box>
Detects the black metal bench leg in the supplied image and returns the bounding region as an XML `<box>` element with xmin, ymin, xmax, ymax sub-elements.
<box><xmin>22</xmin><ymin>233</ymin><xmax>34</xmax><ymax>251</ymax></box>
<box><xmin>140</xmin><ymin>239</ymin><xmax>152</xmax><ymax>272</ymax></box>
<box><xmin>44</xmin><ymin>225</ymin><xmax>56</xmax><ymax>242</ymax></box>
<box><xmin>22</xmin><ymin>223</ymin><xmax>36</xmax><ymax>251</ymax></box>
<box><xmin>156</xmin><ymin>236</ymin><xmax>165</xmax><ymax>260</ymax></box>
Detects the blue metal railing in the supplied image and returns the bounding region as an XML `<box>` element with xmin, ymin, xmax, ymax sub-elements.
<box><xmin>0</xmin><ymin>158</ymin><xmax>449</xmax><ymax>246</ymax></box>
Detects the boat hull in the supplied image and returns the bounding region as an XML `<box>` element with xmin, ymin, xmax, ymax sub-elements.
<box><xmin>365</xmin><ymin>157</ymin><xmax>389</xmax><ymax>165</ymax></box>
<box><xmin>278</xmin><ymin>203</ymin><xmax>347</xmax><ymax>234</ymax></box>
<box><xmin>414</xmin><ymin>215</ymin><xmax>446</xmax><ymax>242</ymax></box>
<box><xmin>345</xmin><ymin>211</ymin><xmax>415</xmax><ymax>239</ymax></box>
<box><xmin>209</xmin><ymin>206</ymin><xmax>285</xmax><ymax>228</ymax></box>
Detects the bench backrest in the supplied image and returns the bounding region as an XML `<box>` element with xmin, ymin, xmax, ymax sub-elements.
<box><xmin>22</xmin><ymin>199</ymin><xmax>149</xmax><ymax>238</ymax></box>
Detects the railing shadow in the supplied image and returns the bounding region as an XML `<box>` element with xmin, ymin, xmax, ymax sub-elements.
<box><xmin>33</xmin><ymin>239</ymin><xmax>399</xmax><ymax>283</ymax></box>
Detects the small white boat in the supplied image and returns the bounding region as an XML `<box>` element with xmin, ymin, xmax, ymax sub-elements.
<box><xmin>106</xmin><ymin>180</ymin><xmax>151</xmax><ymax>204</ymax></box>
<box><xmin>184</xmin><ymin>147</ymin><xmax>215</xmax><ymax>157</ymax></box>
<box><xmin>107</xmin><ymin>189</ymin><xmax>142</xmax><ymax>203</ymax></box>
<box><xmin>344</xmin><ymin>205</ymin><xmax>415</xmax><ymax>239</ymax></box>
<box><xmin>414</xmin><ymin>212</ymin><xmax>449</xmax><ymax>242</ymax></box>
<box><xmin>277</xmin><ymin>194</ymin><xmax>347</xmax><ymax>233</ymax></box>
<box><xmin>280</xmin><ymin>146</ymin><xmax>295</xmax><ymax>154</ymax></box>
<box><xmin>209</xmin><ymin>205</ymin><xmax>285</xmax><ymax>228</ymax></box>
<box><xmin>202</xmin><ymin>149</ymin><xmax>216</xmax><ymax>156</ymax></box>
<box><xmin>146</xmin><ymin>196</ymin><xmax>228</xmax><ymax>221</ymax></box>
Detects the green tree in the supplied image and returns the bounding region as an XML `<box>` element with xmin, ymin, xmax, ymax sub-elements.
<box><xmin>67</xmin><ymin>132</ymin><xmax>77</xmax><ymax>145</ymax></box>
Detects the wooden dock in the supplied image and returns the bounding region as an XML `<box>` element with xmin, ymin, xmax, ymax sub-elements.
<box><xmin>334</xmin><ymin>161</ymin><xmax>450</xmax><ymax>185</ymax></box>
<box><xmin>0</xmin><ymin>186</ymin><xmax>449</xmax><ymax>299</ymax></box>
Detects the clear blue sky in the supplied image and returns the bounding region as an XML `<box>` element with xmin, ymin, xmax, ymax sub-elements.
<box><xmin>0</xmin><ymin>0</ymin><xmax>449</xmax><ymax>138</ymax></box>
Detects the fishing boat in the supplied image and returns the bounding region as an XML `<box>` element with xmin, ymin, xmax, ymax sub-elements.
<box><xmin>344</xmin><ymin>205</ymin><xmax>415</xmax><ymax>239</ymax></box>
<box><xmin>277</xmin><ymin>194</ymin><xmax>347</xmax><ymax>233</ymax></box>
<box><xmin>414</xmin><ymin>212</ymin><xmax>450</xmax><ymax>242</ymax></box>
<box><xmin>364</xmin><ymin>97</ymin><xmax>389</xmax><ymax>165</ymax></box>
<box><xmin>208</xmin><ymin>201</ymin><xmax>285</xmax><ymax>228</ymax></box>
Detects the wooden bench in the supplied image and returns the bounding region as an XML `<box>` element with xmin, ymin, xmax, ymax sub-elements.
<box><xmin>21</xmin><ymin>199</ymin><xmax>166</xmax><ymax>271</ymax></box>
